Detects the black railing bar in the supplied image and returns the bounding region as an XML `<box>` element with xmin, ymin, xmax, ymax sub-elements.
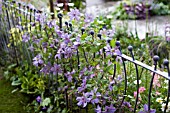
<box><xmin>14</xmin><ymin>6</ymin><xmax>49</xmax><ymax>19</ymax></box>
<box><xmin>6</xmin><ymin>5</ymin><xmax>35</xmax><ymax>17</ymax></box>
<box><xmin>118</xmin><ymin>54</ymin><xmax>170</xmax><ymax>80</ymax></box>
<box><xmin>3</xmin><ymin>1</ymin><xmax>38</xmax><ymax>17</ymax></box>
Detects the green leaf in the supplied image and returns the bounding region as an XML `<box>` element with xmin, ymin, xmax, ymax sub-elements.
<box><xmin>11</xmin><ymin>88</ymin><xmax>19</xmax><ymax>93</ymax></box>
<box><xmin>42</xmin><ymin>98</ymin><xmax>51</xmax><ymax>107</ymax></box>
<box><xmin>110</xmin><ymin>39</ymin><xmax>116</xmax><ymax>47</ymax></box>
<box><xmin>11</xmin><ymin>79</ymin><xmax>21</xmax><ymax>86</ymax></box>
<box><xmin>7</xmin><ymin>64</ymin><xmax>17</xmax><ymax>69</ymax></box>
<box><xmin>62</xmin><ymin>109</ymin><xmax>67</xmax><ymax>113</ymax></box>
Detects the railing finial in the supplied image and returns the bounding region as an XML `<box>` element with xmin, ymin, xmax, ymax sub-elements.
<box><xmin>153</xmin><ymin>55</ymin><xmax>159</xmax><ymax>62</ymax></box>
<box><xmin>164</xmin><ymin>59</ymin><xmax>169</xmax><ymax>67</ymax></box>
<box><xmin>97</xmin><ymin>33</ymin><xmax>101</xmax><ymax>39</ymax></box>
<box><xmin>115</xmin><ymin>41</ymin><xmax>120</xmax><ymax>47</ymax></box>
<box><xmin>81</xmin><ymin>27</ymin><xmax>85</xmax><ymax>35</ymax></box>
<box><xmin>128</xmin><ymin>45</ymin><xmax>133</xmax><ymax>52</ymax></box>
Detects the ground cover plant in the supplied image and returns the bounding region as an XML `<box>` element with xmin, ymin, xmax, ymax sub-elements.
<box><xmin>0</xmin><ymin>1</ymin><xmax>170</xmax><ymax>113</ymax></box>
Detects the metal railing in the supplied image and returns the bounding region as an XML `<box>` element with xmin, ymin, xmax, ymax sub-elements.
<box><xmin>1</xmin><ymin>0</ymin><xmax>170</xmax><ymax>113</ymax></box>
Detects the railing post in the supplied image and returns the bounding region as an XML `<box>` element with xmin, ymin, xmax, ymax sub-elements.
<box><xmin>49</xmin><ymin>0</ymin><xmax>55</xmax><ymax>19</ymax></box>
<box><xmin>128</xmin><ymin>46</ymin><xmax>139</xmax><ymax>113</ymax></box>
<box><xmin>148</xmin><ymin>55</ymin><xmax>159</xmax><ymax>111</ymax></box>
<box><xmin>163</xmin><ymin>59</ymin><xmax>170</xmax><ymax>113</ymax></box>
<box><xmin>57</xmin><ymin>13</ymin><xmax>63</xmax><ymax>30</ymax></box>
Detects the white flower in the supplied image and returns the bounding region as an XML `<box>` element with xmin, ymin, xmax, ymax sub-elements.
<box><xmin>162</xmin><ymin>103</ymin><xmax>166</xmax><ymax>112</ymax></box>
<box><xmin>161</xmin><ymin>103</ymin><xmax>170</xmax><ymax>112</ymax></box>
<box><xmin>106</xmin><ymin>15</ymin><xmax>113</xmax><ymax>19</ymax></box>
<box><xmin>156</xmin><ymin>98</ymin><xmax>163</xmax><ymax>103</ymax></box>
<box><xmin>133</xmin><ymin>80</ymin><xmax>141</xmax><ymax>84</ymax></box>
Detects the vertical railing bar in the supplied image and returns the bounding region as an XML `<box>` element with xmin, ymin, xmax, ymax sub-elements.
<box><xmin>57</xmin><ymin>13</ymin><xmax>63</xmax><ymax>30</ymax></box>
<box><xmin>128</xmin><ymin>46</ymin><xmax>139</xmax><ymax>113</ymax></box>
<box><xmin>116</xmin><ymin>41</ymin><xmax>127</xmax><ymax>109</ymax></box>
<box><xmin>112</xmin><ymin>64</ymin><xmax>116</xmax><ymax>79</ymax></box>
<box><xmin>148</xmin><ymin>55</ymin><xmax>159</xmax><ymax>111</ymax></box>
<box><xmin>29</xmin><ymin>8</ymin><xmax>33</xmax><ymax>31</ymax></box>
<box><xmin>163</xmin><ymin>59</ymin><xmax>170</xmax><ymax>113</ymax></box>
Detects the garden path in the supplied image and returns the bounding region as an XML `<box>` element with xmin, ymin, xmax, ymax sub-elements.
<box><xmin>86</xmin><ymin>0</ymin><xmax>170</xmax><ymax>39</ymax></box>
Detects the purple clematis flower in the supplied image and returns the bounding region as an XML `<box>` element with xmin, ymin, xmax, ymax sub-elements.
<box><xmin>114</xmin><ymin>48</ymin><xmax>122</xmax><ymax>63</ymax></box>
<box><xmin>68</xmin><ymin>8</ymin><xmax>81</xmax><ymax>21</ymax></box>
<box><xmin>47</xmin><ymin>20</ymin><xmax>56</xmax><ymax>28</ymax></box>
<box><xmin>33</xmin><ymin>38</ymin><xmax>42</xmax><ymax>45</ymax></box>
<box><xmin>138</xmin><ymin>104</ymin><xmax>156</xmax><ymax>113</ymax></box>
<box><xmin>77</xmin><ymin>78</ymin><xmax>87</xmax><ymax>93</ymax></box>
<box><xmin>33</xmin><ymin>54</ymin><xmax>44</xmax><ymax>67</ymax></box>
<box><xmin>76</xmin><ymin>92</ymin><xmax>92</xmax><ymax>108</ymax></box>
<box><xmin>73</xmin><ymin>35</ymin><xmax>81</xmax><ymax>49</ymax></box>
<box><xmin>54</xmin><ymin>25</ymin><xmax>59</xmax><ymax>33</ymax></box>
<box><xmin>166</xmin><ymin>36</ymin><xmax>170</xmax><ymax>42</ymax></box>
<box><xmin>56</xmin><ymin>30</ymin><xmax>63</xmax><ymax>37</ymax></box>
<box><xmin>22</xmin><ymin>33</ymin><xmax>30</xmax><ymax>42</ymax></box>
<box><xmin>61</xmin><ymin>33</ymin><xmax>71</xmax><ymax>44</ymax></box>
<box><xmin>84</xmin><ymin>13</ymin><xmax>94</xmax><ymax>23</ymax></box>
<box><xmin>95</xmin><ymin>105</ymin><xmax>102</xmax><ymax>113</ymax></box>
<box><xmin>104</xmin><ymin>44</ymin><xmax>113</xmax><ymax>56</ymax></box>
<box><xmin>90</xmin><ymin>87</ymin><xmax>101</xmax><ymax>105</ymax></box>
<box><xmin>79</xmin><ymin>67</ymin><xmax>87</xmax><ymax>78</ymax></box>
<box><xmin>40</xmin><ymin>62</ymin><xmax>51</xmax><ymax>75</ymax></box>
<box><xmin>36</xmin><ymin>96</ymin><xmax>41</xmax><ymax>103</ymax></box>
<box><xmin>100</xmin><ymin>29</ymin><xmax>108</xmax><ymax>36</ymax></box>
<box><xmin>64</xmin><ymin>70</ymin><xmax>75</xmax><ymax>82</ymax></box>
<box><xmin>123</xmin><ymin>101</ymin><xmax>131</xmax><ymax>108</ymax></box>
<box><xmin>64</xmin><ymin>47</ymin><xmax>74</xmax><ymax>58</ymax></box>
<box><xmin>16</xmin><ymin>24</ymin><xmax>22</xmax><ymax>31</ymax></box>
<box><xmin>103</xmin><ymin>104</ymin><xmax>116</xmax><ymax>113</ymax></box>
<box><xmin>108</xmin><ymin>80</ymin><xmax>115</xmax><ymax>91</ymax></box>
<box><xmin>41</xmin><ymin>106</ymin><xmax>47</xmax><ymax>111</ymax></box>
<box><xmin>28</xmin><ymin>44</ymin><xmax>34</xmax><ymax>52</ymax></box>
<box><xmin>108</xmin><ymin>27</ymin><xmax>116</xmax><ymax>37</ymax></box>
<box><xmin>35</xmin><ymin>13</ymin><xmax>47</xmax><ymax>26</ymax></box>
<box><xmin>42</xmin><ymin>42</ymin><xmax>48</xmax><ymax>48</ymax></box>
<box><xmin>50</xmin><ymin>64</ymin><xmax>62</xmax><ymax>75</ymax></box>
